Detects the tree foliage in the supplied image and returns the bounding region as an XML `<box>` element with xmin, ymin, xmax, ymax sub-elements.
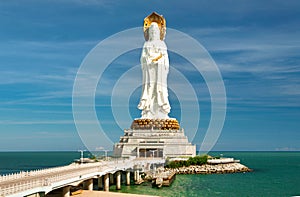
<box><xmin>165</xmin><ymin>155</ymin><xmax>208</xmax><ymax>168</ymax></box>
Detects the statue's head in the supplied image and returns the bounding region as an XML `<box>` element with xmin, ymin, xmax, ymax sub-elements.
<box><xmin>148</xmin><ymin>22</ymin><xmax>160</xmax><ymax>41</ymax></box>
<box><xmin>143</xmin><ymin>12</ymin><xmax>166</xmax><ymax>41</ymax></box>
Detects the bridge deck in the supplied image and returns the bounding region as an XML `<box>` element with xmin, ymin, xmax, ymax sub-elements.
<box><xmin>0</xmin><ymin>158</ymin><xmax>165</xmax><ymax>197</ymax></box>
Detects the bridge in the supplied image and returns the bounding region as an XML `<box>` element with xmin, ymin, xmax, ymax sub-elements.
<box><xmin>0</xmin><ymin>157</ymin><xmax>165</xmax><ymax>197</ymax></box>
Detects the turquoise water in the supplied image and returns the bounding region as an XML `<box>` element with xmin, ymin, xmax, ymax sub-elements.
<box><xmin>110</xmin><ymin>152</ymin><xmax>300</xmax><ymax>196</ymax></box>
<box><xmin>0</xmin><ymin>152</ymin><xmax>299</xmax><ymax>196</ymax></box>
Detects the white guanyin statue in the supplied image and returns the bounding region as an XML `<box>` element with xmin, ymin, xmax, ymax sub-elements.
<box><xmin>138</xmin><ymin>21</ymin><xmax>171</xmax><ymax>119</ymax></box>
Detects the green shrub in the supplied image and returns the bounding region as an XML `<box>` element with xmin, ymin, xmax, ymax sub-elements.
<box><xmin>165</xmin><ymin>155</ymin><xmax>208</xmax><ymax>168</ymax></box>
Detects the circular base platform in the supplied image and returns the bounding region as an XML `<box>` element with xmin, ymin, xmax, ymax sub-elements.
<box><xmin>131</xmin><ymin>118</ymin><xmax>180</xmax><ymax>130</ymax></box>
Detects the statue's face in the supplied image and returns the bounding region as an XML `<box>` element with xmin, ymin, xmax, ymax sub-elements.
<box><xmin>149</xmin><ymin>22</ymin><xmax>160</xmax><ymax>41</ymax></box>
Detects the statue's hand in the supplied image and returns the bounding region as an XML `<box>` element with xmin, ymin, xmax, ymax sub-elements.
<box><xmin>138</xmin><ymin>99</ymin><xmax>147</xmax><ymax>110</ymax></box>
<box><xmin>152</xmin><ymin>53</ymin><xmax>162</xmax><ymax>62</ymax></box>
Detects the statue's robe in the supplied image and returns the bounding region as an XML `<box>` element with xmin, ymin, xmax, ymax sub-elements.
<box><xmin>138</xmin><ymin>30</ymin><xmax>170</xmax><ymax>119</ymax></box>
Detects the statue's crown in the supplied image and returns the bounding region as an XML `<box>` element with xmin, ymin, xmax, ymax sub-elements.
<box><xmin>143</xmin><ymin>12</ymin><xmax>166</xmax><ymax>41</ymax></box>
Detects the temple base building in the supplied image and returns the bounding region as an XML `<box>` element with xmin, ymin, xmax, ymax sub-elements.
<box><xmin>114</xmin><ymin>119</ymin><xmax>196</xmax><ymax>158</ymax></box>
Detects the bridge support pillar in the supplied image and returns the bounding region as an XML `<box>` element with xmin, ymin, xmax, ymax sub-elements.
<box><xmin>104</xmin><ymin>174</ymin><xmax>109</xmax><ymax>192</ymax></box>
<box><xmin>134</xmin><ymin>170</ymin><xmax>137</xmax><ymax>181</ymax></box>
<box><xmin>134</xmin><ymin>170</ymin><xmax>140</xmax><ymax>182</ymax></box>
<box><xmin>116</xmin><ymin>171</ymin><xmax>121</xmax><ymax>190</ymax></box>
<box><xmin>110</xmin><ymin>173</ymin><xmax>114</xmax><ymax>185</ymax></box>
<box><xmin>83</xmin><ymin>178</ymin><xmax>93</xmax><ymax>190</ymax></box>
<box><xmin>98</xmin><ymin>176</ymin><xmax>103</xmax><ymax>190</ymax></box>
<box><xmin>126</xmin><ymin>171</ymin><xmax>130</xmax><ymax>185</ymax></box>
<box><xmin>62</xmin><ymin>186</ymin><xmax>70</xmax><ymax>197</ymax></box>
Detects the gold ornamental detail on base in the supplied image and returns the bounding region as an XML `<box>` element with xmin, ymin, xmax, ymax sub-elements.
<box><xmin>131</xmin><ymin>119</ymin><xmax>180</xmax><ymax>130</ymax></box>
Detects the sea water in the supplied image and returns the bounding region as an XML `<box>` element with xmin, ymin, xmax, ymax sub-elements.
<box><xmin>0</xmin><ymin>151</ymin><xmax>299</xmax><ymax>196</ymax></box>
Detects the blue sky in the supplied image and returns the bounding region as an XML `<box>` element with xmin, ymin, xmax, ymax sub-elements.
<box><xmin>0</xmin><ymin>0</ymin><xmax>299</xmax><ymax>151</ymax></box>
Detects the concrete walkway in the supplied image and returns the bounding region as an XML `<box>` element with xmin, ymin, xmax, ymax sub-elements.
<box><xmin>73</xmin><ymin>190</ymin><xmax>159</xmax><ymax>197</ymax></box>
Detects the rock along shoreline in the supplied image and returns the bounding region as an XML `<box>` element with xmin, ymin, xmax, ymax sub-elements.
<box><xmin>164</xmin><ymin>162</ymin><xmax>252</xmax><ymax>175</ymax></box>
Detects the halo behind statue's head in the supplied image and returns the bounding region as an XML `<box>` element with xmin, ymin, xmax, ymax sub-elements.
<box><xmin>144</xmin><ymin>12</ymin><xmax>166</xmax><ymax>41</ymax></box>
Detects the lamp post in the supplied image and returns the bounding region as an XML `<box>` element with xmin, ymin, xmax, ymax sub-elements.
<box><xmin>78</xmin><ymin>150</ymin><xmax>86</xmax><ymax>164</ymax></box>
<box><xmin>96</xmin><ymin>147</ymin><xmax>109</xmax><ymax>161</ymax></box>
<box><xmin>103</xmin><ymin>150</ymin><xmax>108</xmax><ymax>161</ymax></box>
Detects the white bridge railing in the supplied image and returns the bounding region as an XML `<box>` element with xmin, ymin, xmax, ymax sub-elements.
<box><xmin>0</xmin><ymin>157</ymin><xmax>165</xmax><ymax>197</ymax></box>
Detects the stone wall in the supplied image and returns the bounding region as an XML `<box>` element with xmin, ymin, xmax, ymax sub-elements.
<box><xmin>165</xmin><ymin>163</ymin><xmax>252</xmax><ymax>174</ymax></box>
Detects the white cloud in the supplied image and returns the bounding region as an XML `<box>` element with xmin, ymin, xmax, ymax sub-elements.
<box><xmin>275</xmin><ymin>147</ymin><xmax>300</xmax><ymax>151</ymax></box>
<box><xmin>0</xmin><ymin>120</ymin><xmax>102</xmax><ymax>125</ymax></box>
<box><xmin>0</xmin><ymin>69</ymin><xmax>76</xmax><ymax>85</ymax></box>
<box><xmin>66</xmin><ymin>0</ymin><xmax>118</xmax><ymax>7</ymax></box>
